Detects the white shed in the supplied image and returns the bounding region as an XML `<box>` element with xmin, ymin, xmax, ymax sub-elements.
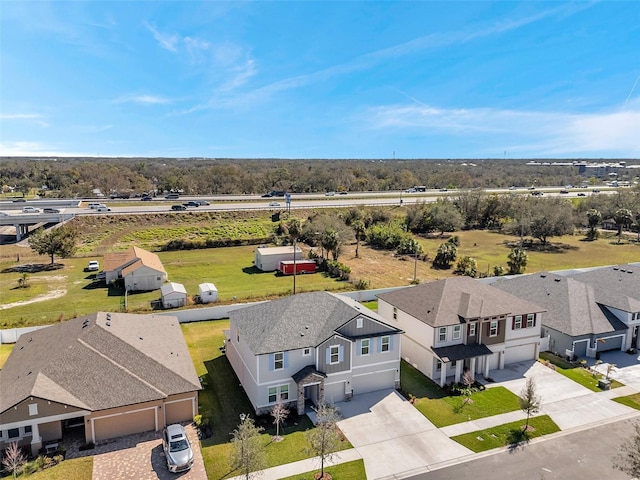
<box><xmin>254</xmin><ymin>245</ymin><xmax>303</xmax><ymax>272</ymax></box>
<box><xmin>161</xmin><ymin>282</ymin><xmax>187</xmax><ymax>309</ymax></box>
<box><xmin>198</xmin><ymin>282</ymin><xmax>218</xmax><ymax>304</ymax></box>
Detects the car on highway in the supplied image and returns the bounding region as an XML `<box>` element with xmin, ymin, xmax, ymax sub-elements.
<box><xmin>592</xmin><ymin>189</ymin><xmax>601</xmax><ymax>193</ymax></box>
<box><xmin>96</xmin><ymin>206</ymin><xmax>111</xmax><ymax>212</ymax></box>
<box><xmin>577</xmin><ymin>193</ymin><xmax>587</xmax><ymax>196</ymax></box>
<box><xmin>325</xmin><ymin>191</ymin><xmax>335</xmax><ymax>196</ymax></box>
<box><xmin>165</xmin><ymin>193</ymin><xmax>180</xmax><ymax>200</ymax></box>
<box><xmin>531</xmin><ymin>191</ymin><xmax>544</xmax><ymax>196</ymax></box>
<box><xmin>560</xmin><ymin>189</ymin><xmax>569</xmax><ymax>194</ymax></box>
<box><xmin>337</xmin><ymin>191</ymin><xmax>348</xmax><ymax>195</ymax></box>
<box><xmin>196</xmin><ymin>200</ymin><xmax>210</xmax><ymax>206</ymax></box>
<box><xmin>0</xmin><ymin>212</ymin><xmax>8</xmax><ymax>216</ymax></box>
<box><xmin>405</xmin><ymin>188</ymin><xmax>417</xmax><ymax>193</ymax></box>
<box><xmin>268</xmin><ymin>201</ymin><xmax>281</xmax><ymax>207</ymax></box>
<box><xmin>162</xmin><ymin>424</ymin><xmax>194</xmax><ymax>473</ymax></box>
<box><xmin>171</xmin><ymin>204</ymin><xmax>187</xmax><ymax>211</ymax></box>
<box><xmin>43</xmin><ymin>208</ymin><xmax>60</xmax><ymax>213</ymax></box>
<box><xmin>141</xmin><ymin>196</ymin><xmax>153</xmax><ymax>201</ymax></box>
<box><xmin>22</xmin><ymin>206</ymin><xmax>41</xmax><ymax>213</ymax></box>
<box><xmin>87</xmin><ymin>260</ymin><xmax>100</xmax><ymax>272</ymax></box>
<box><xmin>13</xmin><ymin>198</ymin><xmax>26</xmax><ymax>203</ymax></box>
<box><xmin>88</xmin><ymin>202</ymin><xmax>101</xmax><ymax>209</ymax></box>
<box><xmin>509</xmin><ymin>186</ymin><xmax>517</xmax><ymax>190</ymax></box>
<box><xmin>183</xmin><ymin>201</ymin><xmax>200</xmax><ymax>207</ymax></box>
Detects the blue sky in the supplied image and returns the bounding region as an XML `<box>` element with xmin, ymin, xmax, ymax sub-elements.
<box><xmin>1</xmin><ymin>1</ymin><xmax>639</xmax><ymax>159</ymax></box>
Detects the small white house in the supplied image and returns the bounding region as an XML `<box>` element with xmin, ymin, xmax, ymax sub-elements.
<box><xmin>255</xmin><ymin>245</ymin><xmax>303</xmax><ymax>272</ymax></box>
<box><xmin>198</xmin><ymin>282</ymin><xmax>218</xmax><ymax>304</ymax></box>
<box><xmin>161</xmin><ymin>282</ymin><xmax>187</xmax><ymax>309</ymax></box>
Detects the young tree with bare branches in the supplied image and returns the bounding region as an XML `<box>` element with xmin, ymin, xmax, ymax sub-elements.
<box><xmin>271</xmin><ymin>400</ymin><xmax>289</xmax><ymax>442</ymax></box>
<box><xmin>519</xmin><ymin>378</ymin><xmax>541</xmax><ymax>431</ymax></box>
<box><xmin>2</xmin><ymin>442</ymin><xmax>26</xmax><ymax>479</ymax></box>
<box><xmin>306</xmin><ymin>404</ymin><xmax>342</xmax><ymax>480</ymax></box>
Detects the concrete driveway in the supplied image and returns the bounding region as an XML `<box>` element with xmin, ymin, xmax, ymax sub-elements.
<box><xmin>590</xmin><ymin>350</ymin><xmax>640</xmax><ymax>391</ymax></box>
<box><xmin>91</xmin><ymin>423</ymin><xmax>207</xmax><ymax>480</ymax></box>
<box><xmin>336</xmin><ymin>390</ymin><xmax>472</xmax><ymax>480</ymax></box>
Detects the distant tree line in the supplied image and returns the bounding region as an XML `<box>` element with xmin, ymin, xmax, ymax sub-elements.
<box><xmin>2</xmin><ymin>157</ymin><xmax>638</xmax><ymax>198</ymax></box>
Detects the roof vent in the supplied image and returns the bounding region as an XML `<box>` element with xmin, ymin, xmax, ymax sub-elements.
<box><xmin>554</xmin><ymin>278</ymin><xmax>561</xmax><ymax>282</ymax></box>
<box><xmin>540</xmin><ymin>274</ymin><xmax>546</xmax><ymax>278</ymax></box>
<box><xmin>305</xmin><ymin>326</ymin><xmax>309</xmax><ymax>329</ymax></box>
<box><xmin>613</xmin><ymin>267</ymin><xmax>619</xmax><ymax>271</ymax></box>
<box><xmin>106</xmin><ymin>313</ymin><xmax>111</xmax><ymax>320</ymax></box>
<box><xmin>300</xmin><ymin>333</ymin><xmax>305</xmax><ymax>336</ymax></box>
<box><xmin>620</xmin><ymin>269</ymin><xmax>626</xmax><ymax>273</ymax></box>
<box><xmin>139</xmin><ymin>337</ymin><xmax>143</xmax><ymax>340</ymax></box>
<box><xmin>106</xmin><ymin>322</ymin><xmax>111</xmax><ymax>327</ymax></box>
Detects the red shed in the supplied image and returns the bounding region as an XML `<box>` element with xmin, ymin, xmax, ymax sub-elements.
<box><xmin>279</xmin><ymin>260</ymin><xmax>317</xmax><ymax>275</ymax></box>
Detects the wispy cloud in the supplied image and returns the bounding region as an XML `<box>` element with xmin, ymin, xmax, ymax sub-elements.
<box><xmin>145</xmin><ymin>21</ymin><xmax>178</xmax><ymax>52</ymax></box>
<box><xmin>0</xmin><ymin>141</ymin><xmax>89</xmax><ymax>157</ymax></box>
<box><xmin>114</xmin><ymin>94</ymin><xmax>172</xmax><ymax>105</ymax></box>
<box><xmin>366</xmin><ymin>100</ymin><xmax>640</xmax><ymax>156</ymax></box>
<box><xmin>0</xmin><ymin>113</ymin><xmax>48</xmax><ymax>127</ymax></box>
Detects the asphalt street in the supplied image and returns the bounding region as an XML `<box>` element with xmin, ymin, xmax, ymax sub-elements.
<box><xmin>408</xmin><ymin>417</ymin><xmax>637</xmax><ymax>480</ymax></box>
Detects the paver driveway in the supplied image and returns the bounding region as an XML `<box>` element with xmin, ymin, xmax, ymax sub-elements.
<box><xmin>336</xmin><ymin>390</ymin><xmax>472</xmax><ymax>480</ymax></box>
<box><xmin>92</xmin><ymin>423</ymin><xmax>207</xmax><ymax>480</ymax></box>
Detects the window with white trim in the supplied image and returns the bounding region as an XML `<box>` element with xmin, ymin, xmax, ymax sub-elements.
<box><xmin>268</xmin><ymin>386</ymin><xmax>277</xmax><ymax>403</ymax></box>
<box><xmin>360</xmin><ymin>339</ymin><xmax>370</xmax><ymax>355</ymax></box>
<box><xmin>452</xmin><ymin>325</ymin><xmax>461</xmax><ymax>340</ymax></box>
<box><xmin>274</xmin><ymin>352</ymin><xmax>284</xmax><ymax>370</ymax></box>
<box><xmin>489</xmin><ymin>320</ymin><xmax>498</xmax><ymax>337</ymax></box>
<box><xmin>280</xmin><ymin>384</ymin><xmax>289</xmax><ymax>401</ymax></box>
<box><xmin>469</xmin><ymin>323</ymin><xmax>476</xmax><ymax>336</ymax></box>
<box><xmin>268</xmin><ymin>385</ymin><xmax>289</xmax><ymax>403</ymax></box>
<box><xmin>438</xmin><ymin>327</ymin><xmax>447</xmax><ymax>342</ymax></box>
<box><xmin>381</xmin><ymin>336</ymin><xmax>390</xmax><ymax>352</ymax></box>
<box><xmin>514</xmin><ymin>315</ymin><xmax>522</xmax><ymax>329</ymax></box>
<box><xmin>436</xmin><ymin>360</ymin><xmax>442</xmax><ymax>371</ymax></box>
<box><xmin>303</xmin><ymin>348</ymin><xmax>311</xmax><ymax>356</ymax></box>
<box><xmin>28</xmin><ymin>403</ymin><xmax>38</xmax><ymax>416</ymax></box>
<box><xmin>526</xmin><ymin>314</ymin><xmax>535</xmax><ymax>328</ymax></box>
<box><xmin>8</xmin><ymin>428</ymin><xmax>19</xmax><ymax>439</ymax></box>
<box><xmin>356</xmin><ymin>317</ymin><xmax>363</xmax><ymax>328</ymax></box>
<box><xmin>330</xmin><ymin>345</ymin><xmax>340</xmax><ymax>364</ymax></box>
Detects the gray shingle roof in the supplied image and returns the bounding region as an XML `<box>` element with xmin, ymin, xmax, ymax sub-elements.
<box><xmin>568</xmin><ymin>264</ymin><xmax>640</xmax><ymax>313</ymax></box>
<box><xmin>0</xmin><ymin>312</ymin><xmax>201</xmax><ymax>414</ymax></box>
<box><xmin>432</xmin><ymin>343</ymin><xmax>493</xmax><ymax>363</ymax></box>
<box><xmin>377</xmin><ymin>276</ymin><xmax>545</xmax><ymax>327</ymax></box>
<box><xmin>492</xmin><ymin>273</ymin><xmax>628</xmax><ymax>336</ymax></box>
<box><xmin>229</xmin><ymin>291</ymin><xmax>400</xmax><ymax>355</ymax></box>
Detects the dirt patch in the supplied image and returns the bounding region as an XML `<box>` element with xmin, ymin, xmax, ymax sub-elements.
<box><xmin>1</xmin><ymin>263</ymin><xmax>64</xmax><ymax>273</ymax></box>
<box><xmin>0</xmin><ymin>275</ymin><xmax>67</xmax><ymax>310</ymax></box>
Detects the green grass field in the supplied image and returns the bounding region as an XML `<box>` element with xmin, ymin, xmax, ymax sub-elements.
<box><xmin>279</xmin><ymin>460</ymin><xmax>367</xmax><ymax>480</ymax></box>
<box><xmin>17</xmin><ymin>456</ymin><xmax>93</xmax><ymax>480</ymax></box>
<box><xmin>612</xmin><ymin>392</ymin><xmax>640</xmax><ymax>410</ymax></box>
<box><xmin>451</xmin><ymin>415</ymin><xmax>560</xmax><ymax>452</ymax></box>
<box><xmin>539</xmin><ymin>353</ymin><xmax>624</xmax><ymax>391</ymax></box>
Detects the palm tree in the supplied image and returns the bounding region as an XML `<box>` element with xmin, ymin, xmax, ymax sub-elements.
<box><xmin>352</xmin><ymin>220</ymin><xmax>366</xmax><ymax>258</ymax></box>
<box><xmin>586</xmin><ymin>209</ymin><xmax>602</xmax><ymax>241</ymax></box>
<box><xmin>614</xmin><ymin>208</ymin><xmax>633</xmax><ymax>244</ymax></box>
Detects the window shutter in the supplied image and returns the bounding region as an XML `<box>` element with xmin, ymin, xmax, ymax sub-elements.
<box><xmin>325</xmin><ymin>347</ymin><xmax>330</xmax><ymax>364</ymax></box>
<box><xmin>339</xmin><ymin>345</ymin><xmax>344</xmax><ymax>362</ymax></box>
<box><xmin>356</xmin><ymin>340</ymin><xmax>361</xmax><ymax>356</ymax></box>
<box><xmin>284</xmin><ymin>351</ymin><xmax>289</xmax><ymax>369</ymax></box>
<box><xmin>486</xmin><ymin>323</ymin><xmax>491</xmax><ymax>336</ymax></box>
<box><xmin>377</xmin><ymin>337</ymin><xmax>382</xmax><ymax>352</ymax></box>
<box><xmin>512</xmin><ymin>318</ymin><xmax>515</xmax><ymax>329</ymax></box>
<box><xmin>533</xmin><ymin>315</ymin><xmax>537</xmax><ymax>327</ymax></box>
<box><xmin>389</xmin><ymin>335</ymin><xmax>394</xmax><ymax>350</ymax></box>
<box><xmin>269</xmin><ymin>353</ymin><xmax>274</xmax><ymax>371</ymax></box>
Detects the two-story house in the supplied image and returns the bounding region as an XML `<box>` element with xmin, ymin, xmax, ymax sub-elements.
<box><xmin>377</xmin><ymin>277</ymin><xmax>545</xmax><ymax>387</ymax></box>
<box><xmin>492</xmin><ymin>265</ymin><xmax>640</xmax><ymax>358</ymax></box>
<box><xmin>225</xmin><ymin>291</ymin><xmax>403</xmax><ymax>415</ymax></box>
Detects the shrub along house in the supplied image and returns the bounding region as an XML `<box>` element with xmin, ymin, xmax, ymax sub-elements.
<box><xmin>492</xmin><ymin>265</ymin><xmax>640</xmax><ymax>358</ymax></box>
<box><xmin>377</xmin><ymin>277</ymin><xmax>545</xmax><ymax>387</ymax></box>
<box><xmin>225</xmin><ymin>291</ymin><xmax>403</xmax><ymax>416</ymax></box>
<box><xmin>0</xmin><ymin>312</ymin><xmax>201</xmax><ymax>456</ymax></box>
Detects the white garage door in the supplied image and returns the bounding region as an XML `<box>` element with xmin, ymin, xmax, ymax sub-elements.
<box><xmin>597</xmin><ymin>336</ymin><xmax>623</xmax><ymax>352</ymax></box>
<box><xmin>505</xmin><ymin>343</ymin><xmax>537</xmax><ymax>364</ymax></box>
<box><xmin>352</xmin><ymin>370</ymin><xmax>396</xmax><ymax>395</ymax></box>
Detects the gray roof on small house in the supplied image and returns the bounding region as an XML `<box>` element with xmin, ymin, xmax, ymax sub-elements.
<box><xmin>377</xmin><ymin>276</ymin><xmax>545</xmax><ymax>328</ymax></box>
<box><xmin>568</xmin><ymin>264</ymin><xmax>640</xmax><ymax>312</ymax></box>
<box><xmin>492</xmin><ymin>273</ymin><xmax>627</xmax><ymax>337</ymax></box>
<box><xmin>229</xmin><ymin>291</ymin><xmax>401</xmax><ymax>355</ymax></box>
<box><xmin>0</xmin><ymin>312</ymin><xmax>201</xmax><ymax>415</ymax></box>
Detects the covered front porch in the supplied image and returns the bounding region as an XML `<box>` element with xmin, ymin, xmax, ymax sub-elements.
<box><xmin>292</xmin><ymin>365</ymin><xmax>327</xmax><ymax>416</ymax></box>
<box><xmin>431</xmin><ymin>344</ymin><xmax>494</xmax><ymax>387</ymax></box>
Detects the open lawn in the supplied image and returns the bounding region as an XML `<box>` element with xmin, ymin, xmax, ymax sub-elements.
<box><xmin>539</xmin><ymin>353</ymin><xmax>624</xmax><ymax>391</ymax></box>
<box><xmin>2</xmin><ymin>211</ymin><xmax>637</xmax><ymax>328</ymax></box>
<box><xmin>451</xmin><ymin>415</ymin><xmax>561</xmax><ymax>452</ymax></box>
<box><xmin>0</xmin><ymin>343</ymin><xmax>14</xmax><ymax>368</ymax></box>
<box><xmin>18</xmin><ymin>456</ymin><xmax>93</xmax><ymax>480</ymax></box>
<box><xmin>280</xmin><ymin>459</ymin><xmax>367</xmax><ymax>480</ymax></box>
<box><xmin>612</xmin><ymin>392</ymin><xmax>640</xmax><ymax>410</ymax></box>
<box><xmin>181</xmin><ymin>321</ymin><xmax>352</xmax><ymax>480</ymax></box>
<box><xmin>400</xmin><ymin>361</ymin><xmax>521</xmax><ymax>427</ymax></box>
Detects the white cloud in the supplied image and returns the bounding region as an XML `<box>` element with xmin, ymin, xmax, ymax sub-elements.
<box><xmin>114</xmin><ymin>94</ymin><xmax>172</xmax><ymax>105</ymax></box>
<box><xmin>0</xmin><ymin>141</ymin><xmax>89</xmax><ymax>157</ymax></box>
<box><xmin>145</xmin><ymin>22</ymin><xmax>178</xmax><ymax>52</ymax></box>
<box><xmin>366</xmin><ymin>102</ymin><xmax>640</xmax><ymax>156</ymax></box>
<box><xmin>0</xmin><ymin>113</ymin><xmax>48</xmax><ymax>127</ymax></box>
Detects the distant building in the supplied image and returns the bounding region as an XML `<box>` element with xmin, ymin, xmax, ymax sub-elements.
<box><xmin>254</xmin><ymin>245</ymin><xmax>303</xmax><ymax>272</ymax></box>
<box><xmin>104</xmin><ymin>246</ymin><xmax>168</xmax><ymax>291</ymax></box>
